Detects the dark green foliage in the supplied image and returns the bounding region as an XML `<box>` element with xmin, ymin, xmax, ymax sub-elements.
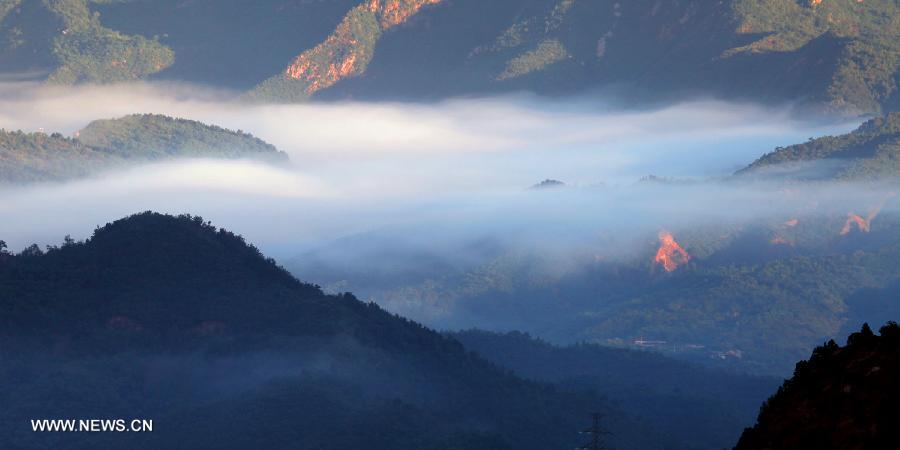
<box><xmin>735</xmin><ymin>322</ymin><xmax>900</xmax><ymax>449</ymax></box>
<box><xmin>0</xmin><ymin>0</ymin><xmax>173</xmax><ymax>83</ymax></box>
<box><xmin>0</xmin><ymin>128</ymin><xmax>116</xmax><ymax>182</ymax></box>
<box><xmin>0</xmin><ymin>212</ymin><xmax>670</xmax><ymax>450</ymax></box>
<box><xmin>78</xmin><ymin>114</ymin><xmax>286</xmax><ymax>160</ymax></box>
<box><xmin>0</xmin><ymin>114</ymin><xmax>286</xmax><ymax>183</ymax></box>
<box><xmin>738</xmin><ymin>113</ymin><xmax>900</xmax><ymax>180</ymax></box>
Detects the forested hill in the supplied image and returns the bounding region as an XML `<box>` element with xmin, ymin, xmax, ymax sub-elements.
<box><xmin>2</xmin><ymin>0</ymin><xmax>897</xmax><ymax>115</ymax></box>
<box><xmin>0</xmin><ymin>212</ymin><xmax>673</xmax><ymax>450</ymax></box>
<box><xmin>0</xmin><ymin>114</ymin><xmax>286</xmax><ymax>183</ymax></box>
<box><xmin>737</xmin><ymin>112</ymin><xmax>900</xmax><ymax>180</ymax></box>
<box><xmin>451</xmin><ymin>330</ymin><xmax>779</xmax><ymax>450</ymax></box>
<box><xmin>735</xmin><ymin>322</ymin><xmax>900</xmax><ymax>449</ymax></box>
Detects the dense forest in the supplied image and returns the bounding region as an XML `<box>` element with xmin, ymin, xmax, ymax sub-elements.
<box><xmin>0</xmin><ymin>211</ymin><xmax>748</xmax><ymax>450</ymax></box>
<box><xmin>737</xmin><ymin>112</ymin><xmax>900</xmax><ymax>180</ymax></box>
<box><xmin>292</xmin><ymin>206</ymin><xmax>900</xmax><ymax>375</ymax></box>
<box><xmin>735</xmin><ymin>322</ymin><xmax>900</xmax><ymax>449</ymax></box>
<box><xmin>450</xmin><ymin>330</ymin><xmax>778</xmax><ymax>450</ymax></box>
<box><xmin>1</xmin><ymin>0</ymin><xmax>897</xmax><ymax>114</ymax></box>
<box><xmin>0</xmin><ymin>114</ymin><xmax>286</xmax><ymax>183</ymax></box>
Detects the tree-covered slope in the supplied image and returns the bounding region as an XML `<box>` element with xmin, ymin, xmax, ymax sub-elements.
<box><xmin>77</xmin><ymin>114</ymin><xmax>284</xmax><ymax>160</ymax></box>
<box><xmin>4</xmin><ymin>0</ymin><xmax>895</xmax><ymax>114</ymax></box>
<box><xmin>292</xmin><ymin>211</ymin><xmax>900</xmax><ymax>375</ymax></box>
<box><xmin>738</xmin><ymin>112</ymin><xmax>900</xmax><ymax>180</ymax></box>
<box><xmin>316</xmin><ymin>0</ymin><xmax>900</xmax><ymax>114</ymax></box>
<box><xmin>735</xmin><ymin>322</ymin><xmax>900</xmax><ymax>449</ymax></box>
<box><xmin>451</xmin><ymin>330</ymin><xmax>779</xmax><ymax>450</ymax></box>
<box><xmin>0</xmin><ymin>0</ymin><xmax>172</xmax><ymax>83</ymax></box>
<box><xmin>0</xmin><ymin>114</ymin><xmax>286</xmax><ymax>183</ymax></box>
<box><xmin>0</xmin><ymin>212</ymin><xmax>669</xmax><ymax>450</ymax></box>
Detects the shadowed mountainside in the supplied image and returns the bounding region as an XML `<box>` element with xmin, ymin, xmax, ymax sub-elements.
<box><xmin>0</xmin><ymin>212</ymin><xmax>681</xmax><ymax>450</ymax></box>
<box><xmin>735</xmin><ymin>322</ymin><xmax>900</xmax><ymax>449</ymax></box>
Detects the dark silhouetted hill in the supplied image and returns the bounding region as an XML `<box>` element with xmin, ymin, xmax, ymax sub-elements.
<box><xmin>0</xmin><ymin>212</ymin><xmax>674</xmax><ymax>450</ymax></box>
<box><xmin>735</xmin><ymin>322</ymin><xmax>900</xmax><ymax>450</ymax></box>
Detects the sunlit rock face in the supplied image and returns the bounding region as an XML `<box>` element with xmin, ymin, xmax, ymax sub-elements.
<box><xmin>654</xmin><ymin>231</ymin><xmax>690</xmax><ymax>272</ymax></box>
<box><xmin>280</xmin><ymin>0</ymin><xmax>444</xmax><ymax>96</ymax></box>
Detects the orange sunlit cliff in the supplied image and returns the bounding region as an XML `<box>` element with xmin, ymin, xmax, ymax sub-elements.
<box><xmin>264</xmin><ymin>0</ymin><xmax>443</xmax><ymax>98</ymax></box>
<box><xmin>840</xmin><ymin>193</ymin><xmax>895</xmax><ymax>236</ymax></box>
<box><xmin>654</xmin><ymin>231</ymin><xmax>690</xmax><ymax>272</ymax></box>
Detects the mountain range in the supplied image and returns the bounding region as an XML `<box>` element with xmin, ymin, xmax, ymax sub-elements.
<box><xmin>0</xmin><ymin>211</ymin><xmax>785</xmax><ymax>450</ymax></box>
<box><xmin>1</xmin><ymin>0</ymin><xmax>897</xmax><ymax>115</ymax></box>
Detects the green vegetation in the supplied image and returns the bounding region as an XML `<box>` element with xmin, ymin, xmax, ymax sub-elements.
<box><xmin>44</xmin><ymin>0</ymin><xmax>173</xmax><ymax>83</ymax></box>
<box><xmin>728</xmin><ymin>0</ymin><xmax>900</xmax><ymax>114</ymax></box>
<box><xmin>78</xmin><ymin>114</ymin><xmax>285</xmax><ymax>160</ymax></box>
<box><xmin>0</xmin><ymin>129</ymin><xmax>114</xmax><ymax>182</ymax></box>
<box><xmin>250</xmin><ymin>5</ymin><xmax>381</xmax><ymax>102</ymax></box>
<box><xmin>739</xmin><ymin>112</ymin><xmax>900</xmax><ymax>180</ymax></box>
<box><xmin>0</xmin><ymin>114</ymin><xmax>286</xmax><ymax>183</ymax></box>
<box><xmin>736</xmin><ymin>322</ymin><xmax>900</xmax><ymax>449</ymax></box>
<box><xmin>497</xmin><ymin>39</ymin><xmax>569</xmax><ymax>81</ymax></box>
<box><xmin>2</xmin><ymin>0</ymin><xmax>897</xmax><ymax>113</ymax></box>
<box><xmin>311</xmin><ymin>213</ymin><xmax>900</xmax><ymax>375</ymax></box>
<box><xmin>0</xmin><ymin>0</ymin><xmax>20</xmax><ymax>24</ymax></box>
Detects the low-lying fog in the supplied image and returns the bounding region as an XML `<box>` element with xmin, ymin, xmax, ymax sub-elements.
<box><xmin>0</xmin><ymin>81</ymin><xmax>875</xmax><ymax>266</ymax></box>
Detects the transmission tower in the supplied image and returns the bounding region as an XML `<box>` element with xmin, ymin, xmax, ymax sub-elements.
<box><xmin>576</xmin><ymin>413</ymin><xmax>613</xmax><ymax>450</ymax></box>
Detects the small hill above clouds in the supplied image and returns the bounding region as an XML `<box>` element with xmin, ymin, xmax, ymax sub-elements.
<box><xmin>735</xmin><ymin>322</ymin><xmax>900</xmax><ymax>450</ymax></box>
<box><xmin>77</xmin><ymin>114</ymin><xmax>285</xmax><ymax>160</ymax></box>
<box><xmin>0</xmin><ymin>114</ymin><xmax>287</xmax><ymax>183</ymax></box>
<box><xmin>736</xmin><ymin>113</ymin><xmax>900</xmax><ymax>181</ymax></box>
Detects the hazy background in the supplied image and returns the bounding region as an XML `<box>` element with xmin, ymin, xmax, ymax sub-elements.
<box><xmin>0</xmin><ymin>81</ymin><xmax>865</xmax><ymax>259</ymax></box>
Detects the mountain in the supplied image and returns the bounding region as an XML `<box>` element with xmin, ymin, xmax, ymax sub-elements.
<box><xmin>3</xmin><ymin>1</ymin><xmax>897</xmax><ymax>114</ymax></box>
<box><xmin>451</xmin><ymin>330</ymin><xmax>779</xmax><ymax>450</ymax></box>
<box><xmin>0</xmin><ymin>0</ymin><xmax>173</xmax><ymax>83</ymax></box>
<box><xmin>0</xmin><ymin>113</ymin><xmax>286</xmax><ymax>183</ymax></box>
<box><xmin>291</xmin><ymin>208</ymin><xmax>900</xmax><ymax>375</ymax></box>
<box><xmin>737</xmin><ymin>112</ymin><xmax>900</xmax><ymax>180</ymax></box>
<box><xmin>0</xmin><ymin>211</ymin><xmax>683</xmax><ymax>450</ymax></box>
<box><xmin>735</xmin><ymin>322</ymin><xmax>900</xmax><ymax>449</ymax></box>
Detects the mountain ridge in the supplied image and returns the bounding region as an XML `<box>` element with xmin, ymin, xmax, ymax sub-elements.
<box><xmin>2</xmin><ymin>0</ymin><xmax>896</xmax><ymax>114</ymax></box>
<box><xmin>0</xmin><ymin>113</ymin><xmax>286</xmax><ymax>183</ymax></box>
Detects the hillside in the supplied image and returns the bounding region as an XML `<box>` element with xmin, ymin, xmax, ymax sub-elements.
<box><xmin>1</xmin><ymin>0</ymin><xmax>895</xmax><ymax>114</ymax></box>
<box><xmin>292</xmin><ymin>211</ymin><xmax>900</xmax><ymax>375</ymax></box>
<box><xmin>0</xmin><ymin>212</ymin><xmax>679</xmax><ymax>450</ymax></box>
<box><xmin>737</xmin><ymin>112</ymin><xmax>900</xmax><ymax>180</ymax></box>
<box><xmin>0</xmin><ymin>114</ymin><xmax>286</xmax><ymax>183</ymax></box>
<box><xmin>451</xmin><ymin>330</ymin><xmax>779</xmax><ymax>450</ymax></box>
<box><xmin>0</xmin><ymin>0</ymin><xmax>173</xmax><ymax>83</ymax></box>
<box><xmin>735</xmin><ymin>322</ymin><xmax>900</xmax><ymax>449</ymax></box>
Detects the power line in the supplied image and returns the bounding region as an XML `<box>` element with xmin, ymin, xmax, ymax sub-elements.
<box><xmin>576</xmin><ymin>413</ymin><xmax>613</xmax><ymax>450</ymax></box>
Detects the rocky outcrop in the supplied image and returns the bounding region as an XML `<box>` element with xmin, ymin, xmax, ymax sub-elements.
<box><xmin>251</xmin><ymin>0</ymin><xmax>443</xmax><ymax>101</ymax></box>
